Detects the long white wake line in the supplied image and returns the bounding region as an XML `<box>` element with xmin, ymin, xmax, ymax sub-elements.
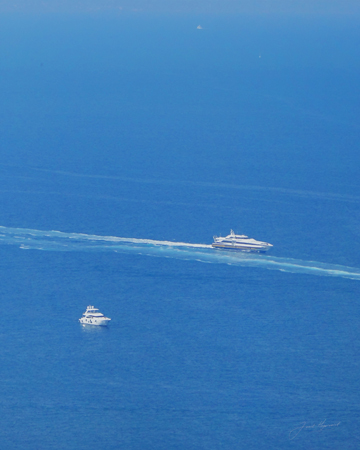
<box><xmin>30</xmin><ymin>168</ymin><xmax>360</xmax><ymax>204</ymax></box>
<box><xmin>0</xmin><ymin>226</ymin><xmax>212</xmax><ymax>249</ymax></box>
<box><xmin>0</xmin><ymin>225</ymin><xmax>360</xmax><ymax>280</ymax></box>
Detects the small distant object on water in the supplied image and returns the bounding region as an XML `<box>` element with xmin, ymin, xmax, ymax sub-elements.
<box><xmin>79</xmin><ymin>305</ymin><xmax>111</xmax><ymax>327</ymax></box>
<box><xmin>197</xmin><ymin>25</ymin><xmax>203</xmax><ymax>29</ymax></box>
<box><xmin>212</xmin><ymin>229</ymin><xmax>273</xmax><ymax>252</ymax></box>
<box><xmin>259</xmin><ymin>54</ymin><xmax>261</xmax><ymax>58</ymax></box>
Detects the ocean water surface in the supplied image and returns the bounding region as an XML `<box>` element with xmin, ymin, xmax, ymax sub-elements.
<box><xmin>0</xmin><ymin>12</ymin><xmax>359</xmax><ymax>449</ymax></box>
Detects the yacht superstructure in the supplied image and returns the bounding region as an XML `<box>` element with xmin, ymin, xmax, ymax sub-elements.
<box><xmin>79</xmin><ymin>305</ymin><xmax>111</xmax><ymax>326</ymax></box>
<box><xmin>212</xmin><ymin>230</ymin><xmax>273</xmax><ymax>252</ymax></box>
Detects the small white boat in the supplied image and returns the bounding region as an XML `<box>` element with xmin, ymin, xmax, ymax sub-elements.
<box><xmin>212</xmin><ymin>229</ymin><xmax>273</xmax><ymax>252</ymax></box>
<box><xmin>79</xmin><ymin>305</ymin><xmax>111</xmax><ymax>326</ymax></box>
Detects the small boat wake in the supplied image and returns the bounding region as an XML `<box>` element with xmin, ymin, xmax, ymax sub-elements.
<box><xmin>0</xmin><ymin>225</ymin><xmax>360</xmax><ymax>281</ymax></box>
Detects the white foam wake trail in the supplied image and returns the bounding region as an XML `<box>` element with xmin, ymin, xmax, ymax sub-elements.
<box><xmin>31</xmin><ymin>167</ymin><xmax>360</xmax><ymax>204</ymax></box>
<box><xmin>0</xmin><ymin>225</ymin><xmax>359</xmax><ymax>281</ymax></box>
<box><xmin>0</xmin><ymin>225</ymin><xmax>212</xmax><ymax>249</ymax></box>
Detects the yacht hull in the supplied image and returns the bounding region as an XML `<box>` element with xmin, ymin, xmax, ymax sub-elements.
<box><xmin>79</xmin><ymin>318</ymin><xmax>110</xmax><ymax>326</ymax></box>
<box><xmin>212</xmin><ymin>244</ymin><xmax>270</xmax><ymax>252</ymax></box>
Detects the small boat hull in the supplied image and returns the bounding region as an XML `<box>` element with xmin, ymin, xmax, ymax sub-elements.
<box><xmin>79</xmin><ymin>318</ymin><xmax>111</xmax><ymax>326</ymax></box>
<box><xmin>212</xmin><ymin>243</ymin><xmax>271</xmax><ymax>252</ymax></box>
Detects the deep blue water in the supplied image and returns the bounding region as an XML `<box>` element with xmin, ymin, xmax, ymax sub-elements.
<box><xmin>0</xmin><ymin>13</ymin><xmax>360</xmax><ymax>449</ymax></box>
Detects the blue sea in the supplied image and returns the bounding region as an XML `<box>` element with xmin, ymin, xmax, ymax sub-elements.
<box><xmin>0</xmin><ymin>12</ymin><xmax>359</xmax><ymax>449</ymax></box>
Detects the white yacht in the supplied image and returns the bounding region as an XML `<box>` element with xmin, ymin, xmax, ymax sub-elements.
<box><xmin>79</xmin><ymin>305</ymin><xmax>111</xmax><ymax>326</ymax></box>
<box><xmin>212</xmin><ymin>230</ymin><xmax>273</xmax><ymax>252</ymax></box>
